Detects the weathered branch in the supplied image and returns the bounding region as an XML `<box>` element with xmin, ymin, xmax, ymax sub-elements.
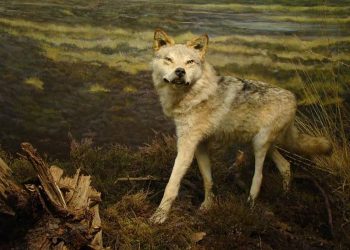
<box><xmin>21</xmin><ymin>142</ymin><xmax>67</xmax><ymax>210</ymax></box>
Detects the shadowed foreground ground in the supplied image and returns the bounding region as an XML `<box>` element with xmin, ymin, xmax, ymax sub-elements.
<box><xmin>1</xmin><ymin>134</ymin><xmax>349</xmax><ymax>249</ymax></box>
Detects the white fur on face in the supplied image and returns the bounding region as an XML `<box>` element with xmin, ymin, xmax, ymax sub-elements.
<box><xmin>152</xmin><ymin>44</ymin><xmax>203</xmax><ymax>86</ymax></box>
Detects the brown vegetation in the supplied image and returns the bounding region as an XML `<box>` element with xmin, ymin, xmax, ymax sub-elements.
<box><xmin>1</xmin><ymin>126</ymin><xmax>349</xmax><ymax>248</ymax></box>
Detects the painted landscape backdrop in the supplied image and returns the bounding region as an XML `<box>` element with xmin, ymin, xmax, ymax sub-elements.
<box><xmin>0</xmin><ymin>0</ymin><xmax>349</xmax><ymax>158</ymax></box>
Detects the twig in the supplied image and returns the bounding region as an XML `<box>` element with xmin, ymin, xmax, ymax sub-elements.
<box><xmin>275</xmin><ymin>146</ymin><xmax>315</xmax><ymax>167</ymax></box>
<box><xmin>114</xmin><ymin>175</ymin><xmax>167</xmax><ymax>184</ymax></box>
<box><xmin>294</xmin><ymin>174</ymin><xmax>334</xmax><ymax>237</ymax></box>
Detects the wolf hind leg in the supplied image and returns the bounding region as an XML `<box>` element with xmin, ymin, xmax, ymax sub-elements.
<box><xmin>195</xmin><ymin>141</ymin><xmax>214</xmax><ymax>210</ymax></box>
<box><xmin>270</xmin><ymin>148</ymin><xmax>291</xmax><ymax>192</ymax></box>
<box><xmin>248</xmin><ymin>129</ymin><xmax>272</xmax><ymax>206</ymax></box>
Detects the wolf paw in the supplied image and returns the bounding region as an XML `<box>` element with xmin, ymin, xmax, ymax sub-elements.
<box><xmin>282</xmin><ymin>171</ymin><xmax>291</xmax><ymax>193</ymax></box>
<box><xmin>282</xmin><ymin>179</ymin><xmax>291</xmax><ymax>193</ymax></box>
<box><xmin>150</xmin><ymin>208</ymin><xmax>168</xmax><ymax>224</ymax></box>
<box><xmin>199</xmin><ymin>200</ymin><xmax>213</xmax><ymax>211</ymax></box>
<box><xmin>247</xmin><ymin>195</ymin><xmax>256</xmax><ymax>209</ymax></box>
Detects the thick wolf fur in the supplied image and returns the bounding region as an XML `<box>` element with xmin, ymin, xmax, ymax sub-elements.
<box><xmin>150</xmin><ymin>29</ymin><xmax>332</xmax><ymax>224</ymax></box>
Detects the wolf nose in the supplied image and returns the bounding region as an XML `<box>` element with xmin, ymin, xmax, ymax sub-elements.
<box><xmin>175</xmin><ymin>68</ymin><xmax>186</xmax><ymax>77</ymax></box>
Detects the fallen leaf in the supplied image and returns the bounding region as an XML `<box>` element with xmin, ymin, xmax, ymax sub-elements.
<box><xmin>191</xmin><ymin>232</ymin><xmax>206</xmax><ymax>243</ymax></box>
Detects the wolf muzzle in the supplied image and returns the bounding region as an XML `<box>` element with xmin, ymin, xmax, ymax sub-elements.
<box><xmin>164</xmin><ymin>68</ymin><xmax>190</xmax><ymax>85</ymax></box>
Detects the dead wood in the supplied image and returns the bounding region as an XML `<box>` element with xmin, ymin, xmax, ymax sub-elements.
<box><xmin>0</xmin><ymin>156</ymin><xmax>30</xmax><ymax>218</ymax></box>
<box><xmin>21</xmin><ymin>142</ymin><xmax>67</xmax><ymax>210</ymax></box>
<box><xmin>0</xmin><ymin>143</ymin><xmax>105</xmax><ymax>249</ymax></box>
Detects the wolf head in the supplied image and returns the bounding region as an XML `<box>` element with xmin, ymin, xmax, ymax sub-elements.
<box><xmin>152</xmin><ymin>29</ymin><xmax>209</xmax><ymax>87</ymax></box>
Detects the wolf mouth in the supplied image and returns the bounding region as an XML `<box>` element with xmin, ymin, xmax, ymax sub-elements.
<box><xmin>163</xmin><ymin>78</ymin><xmax>190</xmax><ymax>85</ymax></box>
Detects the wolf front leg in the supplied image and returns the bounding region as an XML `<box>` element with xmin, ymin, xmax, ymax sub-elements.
<box><xmin>150</xmin><ymin>136</ymin><xmax>199</xmax><ymax>224</ymax></box>
<box><xmin>195</xmin><ymin>142</ymin><xmax>214</xmax><ymax>210</ymax></box>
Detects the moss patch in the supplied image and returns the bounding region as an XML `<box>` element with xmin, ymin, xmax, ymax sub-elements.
<box><xmin>24</xmin><ymin>77</ymin><xmax>44</xmax><ymax>90</ymax></box>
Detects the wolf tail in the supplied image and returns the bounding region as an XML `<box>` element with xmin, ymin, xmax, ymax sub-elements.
<box><xmin>282</xmin><ymin>125</ymin><xmax>333</xmax><ymax>156</ymax></box>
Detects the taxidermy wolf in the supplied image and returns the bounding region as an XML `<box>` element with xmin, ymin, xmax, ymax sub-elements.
<box><xmin>150</xmin><ymin>29</ymin><xmax>332</xmax><ymax>223</ymax></box>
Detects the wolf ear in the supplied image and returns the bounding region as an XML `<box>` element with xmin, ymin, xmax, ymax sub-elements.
<box><xmin>153</xmin><ymin>29</ymin><xmax>175</xmax><ymax>51</ymax></box>
<box><xmin>187</xmin><ymin>34</ymin><xmax>209</xmax><ymax>59</ymax></box>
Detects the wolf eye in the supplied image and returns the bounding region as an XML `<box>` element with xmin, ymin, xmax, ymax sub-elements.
<box><xmin>186</xmin><ymin>59</ymin><xmax>195</xmax><ymax>64</ymax></box>
<box><xmin>164</xmin><ymin>57</ymin><xmax>173</xmax><ymax>63</ymax></box>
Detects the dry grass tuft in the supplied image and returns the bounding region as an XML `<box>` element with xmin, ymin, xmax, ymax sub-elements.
<box><xmin>102</xmin><ymin>191</ymin><xmax>195</xmax><ymax>249</ymax></box>
<box><xmin>200</xmin><ymin>195</ymin><xmax>267</xmax><ymax>237</ymax></box>
<box><xmin>295</xmin><ymin>70</ymin><xmax>350</xmax><ymax>184</ymax></box>
<box><xmin>139</xmin><ymin>133</ymin><xmax>176</xmax><ymax>161</ymax></box>
<box><xmin>290</xmin><ymin>61</ymin><xmax>350</xmax><ymax>241</ymax></box>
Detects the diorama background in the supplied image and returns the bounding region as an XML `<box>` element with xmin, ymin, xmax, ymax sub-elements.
<box><xmin>0</xmin><ymin>0</ymin><xmax>348</xmax><ymax>158</ymax></box>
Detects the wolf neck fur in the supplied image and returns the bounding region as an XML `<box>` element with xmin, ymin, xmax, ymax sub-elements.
<box><xmin>155</xmin><ymin>62</ymin><xmax>219</xmax><ymax>117</ymax></box>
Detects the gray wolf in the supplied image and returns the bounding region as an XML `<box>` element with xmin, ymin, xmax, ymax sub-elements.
<box><xmin>150</xmin><ymin>29</ymin><xmax>332</xmax><ymax>224</ymax></box>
